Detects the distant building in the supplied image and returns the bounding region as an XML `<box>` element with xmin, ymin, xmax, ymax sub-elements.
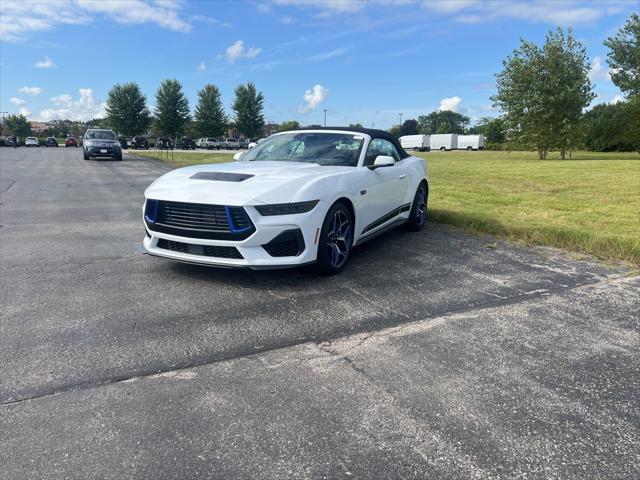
<box><xmin>30</xmin><ymin>121</ymin><xmax>49</xmax><ymax>134</ymax></box>
<box><xmin>263</xmin><ymin>122</ymin><xmax>279</xmax><ymax>137</ymax></box>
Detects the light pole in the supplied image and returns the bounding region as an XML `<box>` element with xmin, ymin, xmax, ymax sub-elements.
<box><xmin>323</xmin><ymin>109</ymin><xmax>327</xmax><ymax>127</ymax></box>
<box><xmin>399</xmin><ymin>113</ymin><xmax>403</xmax><ymax>131</ymax></box>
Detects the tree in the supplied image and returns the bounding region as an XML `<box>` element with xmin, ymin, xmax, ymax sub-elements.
<box><xmin>468</xmin><ymin>117</ymin><xmax>506</xmax><ymax>144</ymax></box>
<box><xmin>388</xmin><ymin>125</ymin><xmax>401</xmax><ymax>137</ymax></box>
<box><xmin>4</xmin><ymin>114</ymin><xmax>31</xmax><ymax>137</ymax></box>
<box><xmin>349</xmin><ymin>123</ymin><xmax>363</xmax><ymax>129</ymax></box>
<box><xmin>400</xmin><ymin>119</ymin><xmax>419</xmax><ymax>135</ymax></box>
<box><xmin>194</xmin><ymin>84</ymin><xmax>227</xmax><ymax>138</ymax></box>
<box><xmin>279</xmin><ymin>120</ymin><xmax>300</xmax><ymax>132</ymax></box>
<box><xmin>232</xmin><ymin>82</ymin><xmax>265</xmax><ymax>139</ymax></box>
<box><xmin>154</xmin><ymin>79</ymin><xmax>190</xmax><ymax>138</ymax></box>
<box><xmin>417</xmin><ymin>110</ymin><xmax>470</xmax><ymax>135</ymax></box>
<box><xmin>582</xmin><ymin>101</ymin><xmax>635</xmax><ymax>151</ymax></box>
<box><xmin>493</xmin><ymin>28</ymin><xmax>595</xmax><ymax>159</ymax></box>
<box><xmin>105</xmin><ymin>82</ymin><xmax>151</xmax><ymax>136</ymax></box>
<box><xmin>604</xmin><ymin>13</ymin><xmax>640</xmax><ymax>96</ymax></box>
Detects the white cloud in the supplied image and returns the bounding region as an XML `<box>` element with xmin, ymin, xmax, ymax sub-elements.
<box><xmin>225</xmin><ymin>40</ymin><xmax>262</xmax><ymax>63</ymax></box>
<box><xmin>438</xmin><ymin>96</ymin><xmax>462</xmax><ymax>112</ymax></box>
<box><xmin>1</xmin><ymin>0</ymin><xmax>191</xmax><ymax>43</ymax></box>
<box><xmin>611</xmin><ymin>94</ymin><xmax>625</xmax><ymax>104</ymax></box>
<box><xmin>197</xmin><ymin>60</ymin><xmax>206</xmax><ymax>71</ymax></box>
<box><xmin>299</xmin><ymin>84</ymin><xmax>328</xmax><ymax>113</ymax></box>
<box><xmin>39</xmin><ymin>88</ymin><xmax>105</xmax><ymax>121</ymax></box>
<box><xmin>18</xmin><ymin>86</ymin><xmax>42</xmax><ymax>96</ymax></box>
<box><xmin>19</xmin><ymin>107</ymin><xmax>31</xmax><ymax>117</ymax></box>
<box><xmin>308</xmin><ymin>47</ymin><xmax>349</xmax><ymax>62</ymax></box>
<box><xmin>34</xmin><ymin>56</ymin><xmax>56</xmax><ymax>68</ymax></box>
<box><xmin>422</xmin><ymin>0</ymin><xmax>479</xmax><ymax>14</ymax></box>
<box><xmin>274</xmin><ymin>0</ymin><xmax>364</xmax><ymax>14</ymax></box>
<box><xmin>589</xmin><ymin>56</ymin><xmax>611</xmax><ymax>82</ymax></box>
<box><xmin>10</xmin><ymin>97</ymin><xmax>26</xmax><ymax>105</ymax></box>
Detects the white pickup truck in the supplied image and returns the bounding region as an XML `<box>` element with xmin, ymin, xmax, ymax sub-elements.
<box><xmin>224</xmin><ymin>138</ymin><xmax>242</xmax><ymax>149</ymax></box>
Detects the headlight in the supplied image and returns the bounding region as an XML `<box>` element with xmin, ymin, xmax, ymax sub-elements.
<box><xmin>84</xmin><ymin>141</ymin><xmax>93</xmax><ymax>147</ymax></box>
<box><xmin>255</xmin><ymin>200</ymin><xmax>319</xmax><ymax>216</ymax></box>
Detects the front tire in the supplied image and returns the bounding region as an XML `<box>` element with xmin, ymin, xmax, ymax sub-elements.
<box><xmin>316</xmin><ymin>202</ymin><xmax>353</xmax><ymax>275</ymax></box>
<box><xmin>405</xmin><ymin>182</ymin><xmax>428</xmax><ymax>231</ymax></box>
<box><xmin>83</xmin><ymin>150</ymin><xmax>89</xmax><ymax>160</ymax></box>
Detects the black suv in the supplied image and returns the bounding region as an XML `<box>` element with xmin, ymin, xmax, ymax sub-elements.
<box><xmin>83</xmin><ymin>128</ymin><xmax>122</xmax><ymax>160</ymax></box>
<box><xmin>132</xmin><ymin>135</ymin><xmax>149</xmax><ymax>149</ymax></box>
<box><xmin>175</xmin><ymin>136</ymin><xmax>196</xmax><ymax>150</ymax></box>
<box><xmin>45</xmin><ymin>137</ymin><xmax>58</xmax><ymax>147</ymax></box>
<box><xmin>157</xmin><ymin>137</ymin><xmax>173</xmax><ymax>150</ymax></box>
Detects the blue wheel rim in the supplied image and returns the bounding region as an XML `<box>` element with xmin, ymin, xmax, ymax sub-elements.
<box><xmin>416</xmin><ymin>186</ymin><xmax>426</xmax><ymax>225</ymax></box>
<box><xmin>327</xmin><ymin>210</ymin><xmax>350</xmax><ymax>268</ymax></box>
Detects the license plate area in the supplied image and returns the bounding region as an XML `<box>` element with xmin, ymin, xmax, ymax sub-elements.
<box><xmin>100</xmin><ymin>149</ymin><xmax>107</xmax><ymax>153</ymax></box>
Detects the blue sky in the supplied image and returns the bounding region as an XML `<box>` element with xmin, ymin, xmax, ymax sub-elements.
<box><xmin>0</xmin><ymin>0</ymin><xmax>636</xmax><ymax>129</ymax></box>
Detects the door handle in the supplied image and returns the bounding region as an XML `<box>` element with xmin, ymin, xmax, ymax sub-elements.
<box><xmin>398</xmin><ymin>174</ymin><xmax>407</xmax><ymax>180</ymax></box>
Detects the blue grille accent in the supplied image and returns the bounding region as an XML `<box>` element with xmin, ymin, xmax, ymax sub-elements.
<box><xmin>144</xmin><ymin>199</ymin><xmax>159</xmax><ymax>223</ymax></box>
<box><xmin>225</xmin><ymin>206</ymin><xmax>252</xmax><ymax>234</ymax></box>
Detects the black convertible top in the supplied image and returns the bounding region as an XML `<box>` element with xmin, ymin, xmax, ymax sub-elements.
<box><xmin>290</xmin><ymin>126</ymin><xmax>410</xmax><ymax>159</ymax></box>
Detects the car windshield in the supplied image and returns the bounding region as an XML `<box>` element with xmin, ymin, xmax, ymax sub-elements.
<box><xmin>86</xmin><ymin>130</ymin><xmax>116</xmax><ymax>140</ymax></box>
<box><xmin>242</xmin><ymin>132</ymin><xmax>364</xmax><ymax>167</ymax></box>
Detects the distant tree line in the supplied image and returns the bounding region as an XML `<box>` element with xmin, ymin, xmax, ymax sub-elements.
<box><xmin>103</xmin><ymin>79</ymin><xmax>265</xmax><ymax>140</ymax></box>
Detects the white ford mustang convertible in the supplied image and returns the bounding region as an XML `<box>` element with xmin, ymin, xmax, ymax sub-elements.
<box><xmin>142</xmin><ymin>128</ymin><xmax>428</xmax><ymax>274</ymax></box>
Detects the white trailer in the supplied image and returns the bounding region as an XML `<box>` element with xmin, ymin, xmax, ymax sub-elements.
<box><xmin>457</xmin><ymin>134</ymin><xmax>485</xmax><ymax>151</ymax></box>
<box><xmin>430</xmin><ymin>134</ymin><xmax>458</xmax><ymax>151</ymax></box>
<box><xmin>399</xmin><ymin>134</ymin><xmax>430</xmax><ymax>152</ymax></box>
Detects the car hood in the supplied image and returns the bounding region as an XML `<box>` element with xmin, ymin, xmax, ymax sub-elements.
<box><xmin>145</xmin><ymin>161</ymin><xmax>352</xmax><ymax>205</ymax></box>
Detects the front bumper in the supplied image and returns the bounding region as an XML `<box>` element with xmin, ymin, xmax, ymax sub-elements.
<box><xmin>85</xmin><ymin>146</ymin><xmax>120</xmax><ymax>157</ymax></box>
<box><xmin>141</xmin><ymin>201</ymin><xmax>326</xmax><ymax>269</ymax></box>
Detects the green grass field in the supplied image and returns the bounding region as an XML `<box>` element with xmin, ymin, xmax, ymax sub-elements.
<box><xmin>135</xmin><ymin>150</ymin><xmax>640</xmax><ymax>264</ymax></box>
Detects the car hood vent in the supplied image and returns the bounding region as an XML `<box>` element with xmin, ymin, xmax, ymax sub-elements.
<box><xmin>190</xmin><ymin>172</ymin><xmax>254</xmax><ymax>182</ymax></box>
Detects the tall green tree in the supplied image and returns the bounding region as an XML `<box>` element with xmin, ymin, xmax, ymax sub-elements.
<box><xmin>436</xmin><ymin>120</ymin><xmax>452</xmax><ymax>134</ymax></box>
<box><xmin>154</xmin><ymin>79</ymin><xmax>190</xmax><ymax>138</ymax></box>
<box><xmin>194</xmin><ymin>84</ymin><xmax>227</xmax><ymax>138</ymax></box>
<box><xmin>279</xmin><ymin>120</ymin><xmax>300</xmax><ymax>132</ymax></box>
<box><xmin>582</xmin><ymin>102</ymin><xmax>635</xmax><ymax>152</ymax></box>
<box><xmin>4</xmin><ymin>114</ymin><xmax>31</xmax><ymax>137</ymax></box>
<box><xmin>417</xmin><ymin>111</ymin><xmax>470</xmax><ymax>135</ymax></box>
<box><xmin>604</xmin><ymin>13</ymin><xmax>640</xmax><ymax>96</ymax></box>
<box><xmin>493</xmin><ymin>28</ymin><xmax>595</xmax><ymax>159</ymax></box>
<box><xmin>400</xmin><ymin>119</ymin><xmax>419</xmax><ymax>135</ymax></box>
<box><xmin>232</xmin><ymin>82</ymin><xmax>264</xmax><ymax>139</ymax></box>
<box><xmin>105</xmin><ymin>82</ymin><xmax>151</xmax><ymax>136</ymax></box>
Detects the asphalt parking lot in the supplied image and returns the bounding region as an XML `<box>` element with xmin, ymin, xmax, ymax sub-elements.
<box><xmin>1</xmin><ymin>147</ymin><xmax>638</xmax><ymax>479</ymax></box>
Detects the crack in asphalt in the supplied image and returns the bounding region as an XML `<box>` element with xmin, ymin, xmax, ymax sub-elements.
<box><xmin>0</xmin><ymin>275</ymin><xmax>608</xmax><ymax>408</ymax></box>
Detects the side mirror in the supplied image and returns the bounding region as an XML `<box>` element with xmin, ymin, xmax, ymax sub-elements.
<box><xmin>233</xmin><ymin>151</ymin><xmax>244</xmax><ymax>161</ymax></box>
<box><xmin>369</xmin><ymin>155</ymin><xmax>395</xmax><ymax>170</ymax></box>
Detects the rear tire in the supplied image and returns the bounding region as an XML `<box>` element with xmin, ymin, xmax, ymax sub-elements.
<box><xmin>316</xmin><ymin>202</ymin><xmax>353</xmax><ymax>275</ymax></box>
<box><xmin>83</xmin><ymin>150</ymin><xmax>89</xmax><ymax>160</ymax></box>
<box><xmin>440</xmin><ymin>146</ymin><xmax>446</xmax><ymax>151</ymax></box>
<box><xmin>115</xmin><ymin>153</ymin><xmax>123</xmax><ymax>161</ymax></box>
<box><xmin>405</xmin><ymin>182</ymin><xmax>428</xmax><ymax>232</ymax></box>
<box><xmin>466</xmin><ymin>146</ymin><xmax>473</xmax><ymax>151</ymax></box>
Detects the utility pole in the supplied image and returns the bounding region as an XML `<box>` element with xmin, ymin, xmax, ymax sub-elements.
<box><xmin>323</xmin><ymin>109</ymin><xmax>327</xmax><ymax>127</ymax></box>
<box><xmin>399</xmin><ymin>113</ymin><xmax>403</xmax><ymax>132</ymax></box>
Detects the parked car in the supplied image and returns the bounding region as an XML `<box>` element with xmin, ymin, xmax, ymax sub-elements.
<box><xmin>45</xmin><ymin>137</ymin><xmax>59</xmax><ymax>147</ymax></box>
<box><xmin>141</xmin><ymin>127</ymin><xmax>428</xmax><ymax>274</ymax></box>
<box><xmin>224</xmin><ymin>138</ymin><xmax>241</xmax><ymax>149</ymax></box>
<box><xmin>118</xmin><ymin>136</ymin><xmax>133</xmax><ymax>149</ymax></box>
<box><xmin>175</xmin><ymin>136</ymin><xmax>196</xmax><ymax>150</ymax></box>
<box><xmin>83</xmin><ymin>128</ymin><xmax>122</xmax><ymax>160</ymax></box>
<box><xmin>399</xmin><ymin>134</ymin><xmax>430</xmax><ymax>152</ymax></box>
<box><xmin>5</xmin><ymin>136</ymin><xmax>17</xmax><ymax>147</ymax></box>
<box><xmin>25</xmin><ymin>137</ymin><xmax>39</xmax><ymax>147</ymax></box>
<box><xmin>65</xmin><ymin>137</ymin><xmax>78</xmax><ymax>147</ymax></box>
<box><xmin>203</xmin><ymin>137</ymin><xmax>221</xmax><ymax>149</ymax></box>
<box><xmin>157</xmin><ymin>137</ymin><xmax>173</xmax><ymax>150</ymax></box>
<box><xmin>132</xmin><ymin>135</ymin><xmax>149</xmax><ymax>149</ymax></box>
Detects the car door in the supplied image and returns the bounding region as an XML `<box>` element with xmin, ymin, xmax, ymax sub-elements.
<box><xmin>358</xmin><ymin>138</ymin><xmax>407</xmax><ymax>236</ymax></box>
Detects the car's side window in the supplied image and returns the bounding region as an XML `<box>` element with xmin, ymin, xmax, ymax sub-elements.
<box><xmin>364</xmin><ymin>139</ymin><xmax>398</xmax><ymax>166</ymax></box>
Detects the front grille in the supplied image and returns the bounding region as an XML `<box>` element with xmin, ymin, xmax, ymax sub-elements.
<box><xmin>157</xmin><ymin>238</ymin><xmax>243</xmax><ymax>259</ymax></box>
<box><xmin>262</xmin><ymin>229</ymin><xmax>305</xmax><ymax>257</ymax></box>
<box><xmin>145</xmin><ymin>200</ymin><xmax>255</xmax><ymax>240</ymax></box>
